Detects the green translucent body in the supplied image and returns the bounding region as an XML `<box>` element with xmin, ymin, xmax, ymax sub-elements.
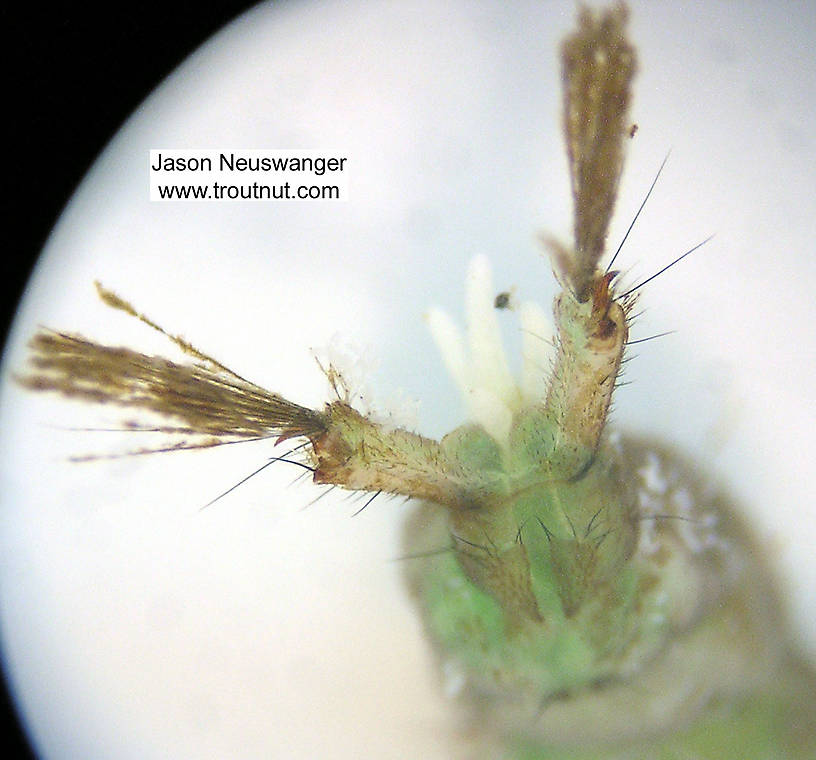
<box><xmin>404</xmin><ymin>434</ymin><xmax>816</xmax><ymax>758</ymax></box>
<box><xmin>419</xmin><ymin>421</ymin><xmax>648</xmax><ymax>693</ymax></box>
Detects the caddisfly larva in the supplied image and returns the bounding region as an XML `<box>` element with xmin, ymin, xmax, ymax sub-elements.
<box><xmin>11</xmin><ymin>3</ymin><xmax>816</xmax><ymax>759</ymax></box>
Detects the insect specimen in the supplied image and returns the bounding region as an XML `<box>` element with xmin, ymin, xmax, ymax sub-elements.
<box><xmin>11</xmin><ymin>3</ymin><xmax>816</xmax><ymax>759</ymax></box>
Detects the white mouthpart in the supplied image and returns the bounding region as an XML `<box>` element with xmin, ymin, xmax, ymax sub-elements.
<box><xmin>426</xmin><ymin>256</ymin><xmax>555</xmax><ymax>444</ymax></box>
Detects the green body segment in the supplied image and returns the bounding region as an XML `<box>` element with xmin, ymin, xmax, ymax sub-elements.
<box><xmin>406</xmin><ymin>430</ymin><xmax>655</xmax><ymax>700</ymax></box>
<box><xmin>404</xmin><ymin>437</ymin><xmax>816</xmax><ymax>758</ymax></box>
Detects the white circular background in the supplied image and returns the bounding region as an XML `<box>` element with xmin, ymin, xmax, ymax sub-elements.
<box><xmin>2</xmin><ymin>1</ymin><xmax>815</xmax><ymax>758</ymax></box>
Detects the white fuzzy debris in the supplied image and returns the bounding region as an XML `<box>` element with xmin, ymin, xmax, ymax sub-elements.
<box><xmin>371</xmin><ymin>387</ymin><xmax>421</xmax><ymax>431</ymax></box>
<box><xmin>671</xmin><ymin>488</ymin><xmax>694</xmax><ymax>515</ymax></box>
<box><xmin>426</xmin><ymin>257</ymin><xmax>556</xmax><ymax>444</ymax></box>
<box><xmin>313</xmin><ymin>334</ymin><xmax>376</xmax><ymax>402</ymax></box>
<box><xmin>312</xmin><ymin>335</ymin><xmax>419</xmax><ymax>429</ymax></box>
<box><xmin>638</xmin><ymin>452</ymin><xmax>668</xmax><ymax>495</ymax></box>
<box><xmin>634</xmin><ymin>450</ymin><xmax>732</xmax><ymax>560</ymax></box>
<box><xmin>636</xmin><ymin>451</ymin><xmax>674</xmax><ymax>557</ymax></box>
<box><xmin>636</xmin><ymin>487</ymin><xmax>662</xmax><ymax>556</ymax></box>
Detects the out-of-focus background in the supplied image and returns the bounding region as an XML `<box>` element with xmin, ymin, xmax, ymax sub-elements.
<box><xmin>2</xmin><ymin>2</ymin><xmax>815</xmax><ymax>758</ymax></box>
